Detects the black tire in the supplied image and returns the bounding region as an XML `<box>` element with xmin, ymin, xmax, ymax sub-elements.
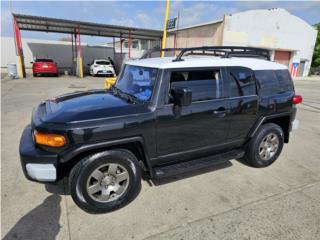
<box><xmin>33</xmin><ymin>73</ymin><xmax>37</xmax><ymax>77</ymax></box>
<box><xmin>244</xmin><ymin>123</ymin><xmax>284</xmax><ymax>168</ymax></box>
<box><xmin>69</xmin><ymin>149</ymin><xmax>141</xmax><ymax>213</ymax></box>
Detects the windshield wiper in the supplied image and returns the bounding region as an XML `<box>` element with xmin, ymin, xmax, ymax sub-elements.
<box><xmin>110</xmin><ymin>86</ymin><xmax>141</xmax><ymax>104</ymax></box>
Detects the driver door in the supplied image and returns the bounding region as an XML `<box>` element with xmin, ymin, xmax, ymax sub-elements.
<box><xmin>155</xmin><ymin>68</ymin><xmax>230</xmax><ymax>165</ymax></box>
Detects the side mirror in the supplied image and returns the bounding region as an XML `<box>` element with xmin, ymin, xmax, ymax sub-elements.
<box><xmin>30</xmin><ymin>61</ymin><xmax>34</xmax><ymax>64</ymax></box>
<box><xmin>172</xmin><ymin>87</ymin><xmax>192</xmax><ymax>107</ymax></box>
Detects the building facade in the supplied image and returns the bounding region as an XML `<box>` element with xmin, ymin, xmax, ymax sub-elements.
<box><xmin>1</xmin><ymin>37</ymin><xmax>114</xmax><ymax>74</ymax></box>
<box><xmin>105</xmin><ymin>39</ymin><xmax>160</xmax><ymax>58</ymax></box>
<box><xmin>166</xmin><ymin>8</ymin><xmax>318</xmax><ymax>77</ymax></box>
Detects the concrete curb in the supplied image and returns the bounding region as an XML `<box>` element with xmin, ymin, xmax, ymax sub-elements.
<box><xmin>293</xmin><ymin>76</ymin><xmax>320</xmax><ymax>81</ymax></box>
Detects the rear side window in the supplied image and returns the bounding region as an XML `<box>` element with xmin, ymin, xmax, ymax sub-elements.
<box><xmin>170</xmin><ymin>69</ymin><xmax>222</xmax><ymax>102</ymax></box>
<box><xmin>274</xmin><ymin>70</ymin><xmax>294</xmax><ymax>92</ymax></box>
<box><xmin>228</xmin><ymin>68</ymin><xmax>256</xmax><ymax>97</ymax></box>
<box><xmin>255</xmin><ymin>70</ymin><xmax>293</xmax><ymax>96</ymax></box>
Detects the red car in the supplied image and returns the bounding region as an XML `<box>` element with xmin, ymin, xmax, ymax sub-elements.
<box><xmin>32</xmin><ymin>58</ymin><xmax>59</xmax><ymax>77</ymax></box>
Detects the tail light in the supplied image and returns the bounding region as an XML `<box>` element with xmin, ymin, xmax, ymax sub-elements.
<box><xmin>292</xmin><ymin>95</ymin><xmax>303</xmax><ymax>104</ymax></box>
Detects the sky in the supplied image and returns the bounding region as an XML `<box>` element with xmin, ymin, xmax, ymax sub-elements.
<box><xmin>1</xmin><ymin>0</ymin><xmax>320</xmax><ymax>45</ymax></box>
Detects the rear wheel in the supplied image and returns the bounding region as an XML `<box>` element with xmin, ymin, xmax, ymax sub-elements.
<box><xmin>69</xmin><ymin>149</ymin><xmax>141</xmax><ymax>213</ymax></box>
<box><xmin>244</xmin><ymin>123</ymin><xmax>284</xmax><ymax>167</ymax></box>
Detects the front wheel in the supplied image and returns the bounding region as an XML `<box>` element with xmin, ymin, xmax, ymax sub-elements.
<box><xmin>244</xmin><ymin>123</ymin><xmax>284</xmax><ymax>168</ymax></box>
<box><xmin>69</xmin><ymin>149</ymin><xmax>141</xmax><ymax>213</ymax></box>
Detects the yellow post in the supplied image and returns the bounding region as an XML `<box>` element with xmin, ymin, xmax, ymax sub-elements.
<box><xmin>79</xmin><ymin>57</ymin><xmax>83</xmax><ymax>78</ymax></box>
<box><xmin>161</xmin><ymin>0</ymin><xmax>170</xmax><ymax>58</ymax></box>
<box><xmin>17</xmin><ymin>55</ymin><xmax>24</xmax><ymax>79</ymax></box>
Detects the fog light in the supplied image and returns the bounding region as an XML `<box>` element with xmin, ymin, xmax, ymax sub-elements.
<box><xmin>34</xmin><ymin>131</ymin><xmax>66</xmax><ymax>147</ymax></box>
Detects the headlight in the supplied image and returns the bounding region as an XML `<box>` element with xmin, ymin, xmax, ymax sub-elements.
<box><xmin>34</xmin><ymin>131</ymin><xmax>66</xmax><ymax>147</ymax></box>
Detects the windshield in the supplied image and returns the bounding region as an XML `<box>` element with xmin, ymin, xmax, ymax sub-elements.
<box><xmin>115</xmin><ymin>65</ymin><xmax>158</xmax><ymax>101</ymax></box>
<box><xmin>95</xmin><ymin>61</ymin><xmax>110</xmax><ymax>65</ymax></box>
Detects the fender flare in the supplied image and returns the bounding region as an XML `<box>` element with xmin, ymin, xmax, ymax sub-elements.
<box><xmin>248</xmin><ymin>112</ymin><xmax>291</xmax><ymax>138</ymax></box>
<box><xmin>59</xmin><ymin>136</ymin><xmax>153</xmax><ymax>175</ymax></box>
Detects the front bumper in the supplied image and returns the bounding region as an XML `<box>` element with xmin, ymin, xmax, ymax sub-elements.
<box><xmin>19</xmin><ymin>125</ymin><xmax>58</xmax><ymax>182</ymax></box>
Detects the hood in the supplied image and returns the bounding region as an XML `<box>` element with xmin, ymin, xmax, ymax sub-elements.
<box><xmin>37</xmin><ymin>90</ymin><xmax>150</xmax><ymax>123</ymax></box>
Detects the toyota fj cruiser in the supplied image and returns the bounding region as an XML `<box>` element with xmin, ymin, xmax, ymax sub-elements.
<box><xmin>19</xmin><ymin>46</ymin><xmax>302</xmax><ymax>213</ymax></box>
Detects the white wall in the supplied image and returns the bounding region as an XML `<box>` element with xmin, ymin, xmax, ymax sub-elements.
<box><xmin>222</xmin><ymin>8</ymin><xmax>318</xmax><ymax>76</ymax></box>
<box><xmin>1</xmin><ymin>37</ymin><xmax>114</xmax><ymax>74</ymax></box>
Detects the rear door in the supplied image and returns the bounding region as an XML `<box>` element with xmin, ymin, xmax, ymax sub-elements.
<box><xmin>224</xmin><ymin>67</ymin><xmax>258</xmax><ymax>142</ymax></box>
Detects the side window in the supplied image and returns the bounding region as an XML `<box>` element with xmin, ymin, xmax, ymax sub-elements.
<box><xmin>274</xmin><ymin>70</ymin><xmax>294</xmax><ymax>92</ymax></box>
<box><xmin>255</xmin><ymin>70</ymin><xmax>282</xmax><ymax>96</ymax></box>
<box><xmin>229</xmin><ymin>68</ymin><xmax>256</xmax><ymax>97</ymax></box>
<box><xmin>169</xmin><ymin>69</ymin><xmax>222</xmax><ymax>102</ymax></box>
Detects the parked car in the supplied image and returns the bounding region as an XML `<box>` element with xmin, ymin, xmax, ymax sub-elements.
<box><xmin>89</xmin><ymin>59</ymin><xmax>115</xmax><ymax>77</ymax></box>
<box><xmin>31</xmin><ymin>58</ymin><xmax>59</xmax><ymax>77</ymax></box>
<box><xmin>20</xmin><ymin>46</ymin><xmax>302</xmax><ymax>213</ymax></box>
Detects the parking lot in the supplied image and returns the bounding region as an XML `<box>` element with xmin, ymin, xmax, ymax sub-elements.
<box><xmin>1</xmin><ymin>75</ymin><xmax>320</xmax><ymax>240</ymax></box>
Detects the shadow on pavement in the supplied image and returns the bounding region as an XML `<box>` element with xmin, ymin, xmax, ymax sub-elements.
<box><xmin>45</xmin><ymin>178</ymin><xmax>69</xmax><ymax>195</ymax></box>
<box><xmin>3</xmin><ymin>195</ymin><xmax>62</xmax><ymax>240</ymax></box>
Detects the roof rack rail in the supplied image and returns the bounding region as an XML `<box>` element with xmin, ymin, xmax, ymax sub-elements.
<box><xmin>172</xmin><ymin>46</ymin><xmax>270</xmax><ymax>62</ymax></box>
<box><xmin>140</xmin><ymin>48</ymin><xmax>184</xmax><ymax>59</ymax></box>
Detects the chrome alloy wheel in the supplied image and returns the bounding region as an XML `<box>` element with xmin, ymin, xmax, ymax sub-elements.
<box><xmin>86</xmin><ymin>163</ymin><xmax>130</xmax><ymax>203</ymax></box>
<box><xmin>258</xmin><ymin>133</ymin><xmax>279</xmax><ymax>161</ymax></box>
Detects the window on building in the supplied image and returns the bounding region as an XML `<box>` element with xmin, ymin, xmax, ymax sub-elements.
<box><xmin>229</xmin><ymin>68</ymin><xmax>256</xmax><ymax>97</ymax></box>
<box><xmin>169</xmin><ymin>69</ymin><xmax>222</xmax><ymax>103</ymax></box>
<box><xmin>132</xmin><ymin>41</ymin><xmax>139</xmax><ymax>49</ymax></box>
<box><xmin>141</xmin><ymin>40</ymin><xmax>149</xmax><ymax>50</ymax></box>
<box><xmin>150</xmin><ymin>39</ymin><xmax>160</xmax><ymax>49</ymax></box>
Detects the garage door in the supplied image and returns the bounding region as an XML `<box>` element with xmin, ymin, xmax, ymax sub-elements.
<box><xmin>274</xmin><ymin>51</ymin><xmax>291</xmax><ymax>67</ymax></box>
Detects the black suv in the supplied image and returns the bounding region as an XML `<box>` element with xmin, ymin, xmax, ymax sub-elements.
<box><xmin>19</xmin><ymin>47</ymin><xmax>302</xmax><ymax>213</ymax></box>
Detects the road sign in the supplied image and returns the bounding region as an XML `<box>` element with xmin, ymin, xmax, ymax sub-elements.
<box><xmin>167</xmin><ymin>18</ymin><xmax>177</xmax><ymax>30</ymax></box>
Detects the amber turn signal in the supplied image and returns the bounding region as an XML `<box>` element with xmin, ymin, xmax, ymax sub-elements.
<box><xmin>34</xmin><ymin>131</ymin><xmax>66</xmax><ymax>147</ymax></box>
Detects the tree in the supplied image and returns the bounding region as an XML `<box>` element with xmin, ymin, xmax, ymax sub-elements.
<box><xmin>311</xmin><ymin>23</ymin><xmax>320</xmax><ymax>67</ymax></box>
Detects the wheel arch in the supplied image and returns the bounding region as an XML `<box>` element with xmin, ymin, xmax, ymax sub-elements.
<box><xmin>59</xmin><ymin>137</ymin><xmax>153</xmax><ymax>179</ymax></box>
<box><xmin>249</xmin><ymin>113</ymin><xmax>291</xmax><ymax>143</ymax></box>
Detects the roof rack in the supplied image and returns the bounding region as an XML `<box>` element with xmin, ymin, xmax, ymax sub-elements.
<box><xmin>140</xmin><ymin>48</ymin><xmax>184</xmax><ymax>59</ymax></box>
<box><xmin>172</xmin><ymin>46</ymin><xmax>270</xmax><ymax>62</ymax></box>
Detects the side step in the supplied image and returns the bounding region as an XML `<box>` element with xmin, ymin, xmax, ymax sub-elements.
<box><xmin>153</xmin><ymin>149</ymin><xmax>244</xmax><ymax>179</ymax></box>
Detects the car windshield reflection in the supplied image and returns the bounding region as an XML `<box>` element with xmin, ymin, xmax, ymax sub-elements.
<box><xmin>115</xmin><ymin>65</ymin><xmax>158</xmax><ymax>102</ymax></box>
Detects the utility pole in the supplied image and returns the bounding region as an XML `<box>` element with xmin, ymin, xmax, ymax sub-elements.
<box><xmin>161</xmin><ymin>0</ymin><xmax>170</xmax><ymax>58</ymax></box>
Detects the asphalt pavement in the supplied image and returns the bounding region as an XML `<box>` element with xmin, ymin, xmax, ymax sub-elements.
<box><xmin>1</xmin><ymin>75</ymin><xmax>320</xmax><ymax>240</ymax></box>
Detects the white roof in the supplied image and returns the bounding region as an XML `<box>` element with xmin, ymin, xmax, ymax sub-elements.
<box><xmin>126</xmin><ymin>56</ymin><xmax>287</xmax><ymax>71</ymax></box>
<box><xmin>168</xmin><ymin>19</ymin><xmax>223</xmax><ymax>32</ymax></box>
